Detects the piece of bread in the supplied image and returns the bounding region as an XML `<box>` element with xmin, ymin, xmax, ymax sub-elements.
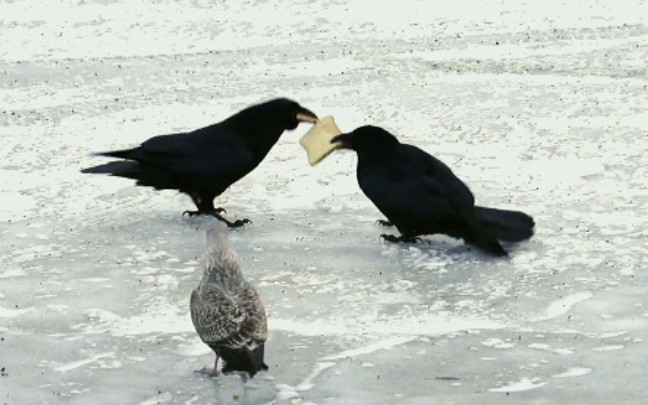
<box><xmin>299</xmin><ymin>116</ymin><xmax>343</xmax><ymax>166</ymax></box>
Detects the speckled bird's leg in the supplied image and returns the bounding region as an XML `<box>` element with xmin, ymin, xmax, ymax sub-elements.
<box><xmin>194</xmin><ymin>355</ymin><xmax>220</xmax><ymax>377</ymax></box>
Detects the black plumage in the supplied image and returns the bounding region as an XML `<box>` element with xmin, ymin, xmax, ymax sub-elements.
<box><xmin>190</xmin><ymin>222</ymin><xmax>268</xmax><ymax>377</ymax></box>
<box><xmin>81</xmin><ymin>98</ymin><xmax>317</xmax><ymax>227</ymax></box>
<box><xmin>331</xmin><ymin>125</ymin><xmax>534</xmax><ymax>256</ymax></box>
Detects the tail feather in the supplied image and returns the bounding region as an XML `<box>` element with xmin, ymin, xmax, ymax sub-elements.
<box><xmin>217</xmin><ymin>344</ymin><xmax>268</xmax><ymax>377</ymax></box>
<box><xmin>251</xmin><ymin>344</ymin><xmax>268</xmax><ymax>372</ymax></box>
<box><xmin>81</xmin><ymin>160</ymin><xmax>179</xmax><ymax>190</ymax></box>
<box><xmin>80</xmin><ymin>161</ymin><xmax>140</xmax><ymax>176</ymax></box>
<box><xmin>94</xmin><ymin>148</ymin><xmax>141</xmax><ymax>160</ymax></box>
<box><xmin>464</xmin><ymin>230</ymin><xmax>508</xmax><ymax>257</ymax></box>
<box><xmin>475</xmin><ymin>206</ymin><xmax>535</xmax><ymax>242</ymax></box>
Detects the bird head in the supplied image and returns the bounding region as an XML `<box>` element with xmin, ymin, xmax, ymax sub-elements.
<box><xmin>205</xmin><ymin>220</ymin><xmax>229</xmax><ymax>246</ymax></box>
<box><xmin>265</xmin><ymin>98</ymin><xmax>318</xmax><ymax>130</ymax></box>
<box><xmin>331</xmin><ymin>125</ymin><xmax>401</xmax><ymax>158</ymax></box>
<box><xmin>223</xmin><ymin>98</ymin><xmax>319</xmax><ymax>138</ymax></box>
<box><xmin>202</xmin><ymin>221</ymin><xmax>242</xmax><ymax>283</ymax></box>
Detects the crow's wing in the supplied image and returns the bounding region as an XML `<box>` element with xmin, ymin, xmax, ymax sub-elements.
<box><xmin>403</xmin><ymin>145</ymin><xmax>474</xmax><ymax>205</ymax></box>
<box><xmin>139</xmin><ymin>120</ymin><xmax>230</xmax><ymax>151</ymax></box>
<box><xmin>358</xmin><ymin>145</ymin><xmax>479</xmax><ymax>229</ymax></box>
<box><xmin>132</xmin><ymin>131</ymin><xmax>254</xmax><ymax>178</ymax></box>
<box><xmin>171</xmin><ymin>145</ymin><xmax>254</xmax><ymax>179</ymax></box>
<box><xmin>401</xmin><ymin>145</ymin><xmax>476</xmax><ymax>217</ymax></box>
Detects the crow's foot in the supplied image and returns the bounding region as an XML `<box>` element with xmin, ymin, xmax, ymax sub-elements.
<box><xmin>224</xmin><ymin>218</ymin><xmax>252</xmax><ymax>229</ymax></box>
<box><xmin>210</xmin><ymin>211</ymin><xmax>251</xmax><ymax>228</ymax></box>
<box><xmin>182</xmin><ymin>209</ymin><xmax>249</xmax><ymax>229</ymax></box>
<box><xmin>376</xmin><ymin>219</ymin><xmax>394</xmax><ymax>227</ymax></box>
<box><xmin>182</xmin><ymin>209</ymin><xmax>251</xmax><ymax>228</ymax></box>
<box><xmin>182</xmin><ymin>207</ymin><xmax>226</xmax><ymax>217</ymax></box>
<box><xmin>380</xmin><ymin>234</ymin><xmax>421</xmax><ymax>244</ymax></box>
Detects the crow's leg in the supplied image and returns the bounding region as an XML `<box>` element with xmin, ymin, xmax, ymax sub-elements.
<box><xmin>182</xmin><ymin>194</ymin><xmax>251</xmax><ymax>228</ymax></box>
<box><xmin>380</xmin><ymin>234</ymin><xmax>422</xmax><ymax>244</ymax></box>
<box><xmin>376</xmin><ymin>219</ymin><xmax>394</xmax><ymax>227</ymax></box>
<box><xmin>183</xmin><ymin>209</ymin><xmax>226</xmax><ymax>217</ymax></box>
<box><xmin>183</xmin><ymin>194</ymin><xmax>225</xmax><ymax>216</ymax></box>
<box><xmin>213</xmin><ymin>213</ymin><xmax>252</xmax><ymax>229</ymax></box>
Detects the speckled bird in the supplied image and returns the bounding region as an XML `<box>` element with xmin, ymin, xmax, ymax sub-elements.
<box><xmin>190</xmin><ymin>221</ymin><xmax>268</xmax><ymax>377</ymax></box>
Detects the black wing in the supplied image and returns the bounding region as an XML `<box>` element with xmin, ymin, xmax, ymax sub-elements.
<box><xmin>403</xmin><ymin>144</ymin><xmax>476</xmax><ymax>216</ymax></box>
<box><xmin>358</xmin><ymin>144</ymin><xmax>479</xmax><ymax>234</ymax></box>
<box><xmin>137</xmin><ymin>131</ymin><xmax>255</xmax><ymax>178</ymax></box>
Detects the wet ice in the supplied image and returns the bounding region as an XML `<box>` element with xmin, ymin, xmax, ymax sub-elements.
<box><xmin>2</xmin><ymin>0</ymin><xmax>648</xmax><ymax>404</ymax></box>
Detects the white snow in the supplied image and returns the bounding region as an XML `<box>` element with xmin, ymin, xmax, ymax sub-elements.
<box><xmin>552</xmin><ymin>367</ymin><xmax>592</xmax><ymax>378</ymax></box>
<box><xmin>0</xmin><ymin>305</ymin><xmax>33</xmax><ymax>318</ymax></box>
<box><xmin>321</xmin><ymin>337</ymin><xmax>415</xmax><ymax>361</ymax></box>
<box><xmin>3</xmin><ymin>0</ymin><xmax>648</xmax><ymax>404</ymax></box>
<box><xmin>489</xmin><ymin>377</ymin><xmax>548</xmax><ymax>393</ymax></box>
<box><xmin>54</xmin><ymin>352</ymin><xmax>116</xmax><ymax>372</ymax></box>
<box><xmin>534</xmin><ymin>291</ymin><xmax>594</xmax><ymax>321</ymax></box>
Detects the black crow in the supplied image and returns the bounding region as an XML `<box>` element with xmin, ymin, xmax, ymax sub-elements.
<box><xmin>331</xmin><ymin>125</ymin><xmax>534</xmax><ymax>256</ymax></box>
<box><xmin>190</xmin><ymin>221</ymin><xmax>268</xmax><ymax>377</ymax></box>
<box><xmin>81</xmin><ymin>98</ymin><xmax>318</xmax><ymax>227</ymax></box>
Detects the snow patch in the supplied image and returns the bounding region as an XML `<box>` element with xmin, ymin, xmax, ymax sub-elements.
<box><xmin>534</xmin><ymin>292</ymin><xmax>594</xmax><ymax>321</ymax></box>
<box><xmin>552</xmin><ymin>367</ymin><xmax>592</xmax><ymax>378</ymax></box>
<box><xmin>489</xmin><ymin>378</ymin><xmax>548</xmax><ymax>393</ymax></box>
<box><xmin>54</xmin><ymin>352</ymin><xmax>115</xmax><ymax>372</ymax></box>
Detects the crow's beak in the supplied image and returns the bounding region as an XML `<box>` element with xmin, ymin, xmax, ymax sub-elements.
<box><xmin>330</xmin><ymin>133</ymin><xmax>354</xmax><ymax>149</ymax></box>
<box><xmin>296</xmin><ymin>107</ymin><xmax>318</xmax><ymax>124</ymax></box>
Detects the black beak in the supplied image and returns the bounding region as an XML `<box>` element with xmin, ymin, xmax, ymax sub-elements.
<box><xmin>331</xmin><ymin>133</ymin><xmax>353</xmax><ymax>149</ymax></box>
<box><xmin>296</xmin><ymin>107</ymin><xmax>318</xmax><ymax>124</ymax></box>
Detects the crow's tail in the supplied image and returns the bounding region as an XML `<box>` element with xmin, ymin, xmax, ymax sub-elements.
<box><xmin>475</xmin><ymin>206</ymin><xmax>535</xmax><ymax>242</ymax></box>
<box><xmin>80</xmin><ymin>161</ymin><xmax>140</xmax><ymax>177</ymax></box>
<box><xmin>81</xmin><ymin>160</ymin><xmax>179</xmax><ymax>190</ymax></box>
<box><xmin>93</xmin><ymin>148</ymin><xmax>140</xmax><ymax>160</ymax></box>
<box><xmin>463</xmin><ymin>229</ymin><xmax>509</xmax><ymax>257</ymax></box>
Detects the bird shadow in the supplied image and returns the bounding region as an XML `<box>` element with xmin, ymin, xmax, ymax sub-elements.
<box><xmin>380</xmin><ymin>235</ymin><xmax>515</xmax><ymax>262</ymax></box>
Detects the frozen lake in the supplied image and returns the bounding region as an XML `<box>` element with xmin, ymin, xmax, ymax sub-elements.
<box><xmin>2</xmin><ymin>0</ymin><xmax>648</xmax><ymax>403</ymax></box>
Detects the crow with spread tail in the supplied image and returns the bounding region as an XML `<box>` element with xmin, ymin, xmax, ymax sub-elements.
<box><xmin>190</xmin><ymin>221</ymin><xmax>268</xmax><ymax>377</ymax></box>
<box><xmin>81</xmin><ymin>98</ymin><xmax>318</xmax><ymax>227</ymax></box>
<box><xmin>331</xmin><ymin>125</ymin><xmax>534</xmax><ymax>256</ymax></box>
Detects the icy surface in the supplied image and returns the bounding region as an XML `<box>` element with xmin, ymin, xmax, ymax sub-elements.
<box><xmin>2</xmin><ymin>0</ymin><xmax>648</xmax><ymax>404</ymax></box>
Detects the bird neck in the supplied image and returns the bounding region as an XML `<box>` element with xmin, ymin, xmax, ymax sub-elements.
<box><xmin>246</xmin><ymin>127</ymin><xmax>284</xmax><ymax>157</ymax></box>
<box><xmin>356</xmin><ymin>147</ymin><xmax>395</xmax><ymax>165</ymax></box>
<box><xmin>222</xmin><ymin>119</ymin><xmax>285</xmax><ymax>160</ymax></box>
<box><xmin>201</xmin><ymin>245</ymin><xmax>243</xmax><ymax>284</ymax></box>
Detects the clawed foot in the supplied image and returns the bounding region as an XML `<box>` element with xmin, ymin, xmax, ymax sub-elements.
<box><xmin>380</xmin><ymin>234</ymin><xmax>422</xmax><ymax>244</ymax></box>
<box><xmin>194</xmin><ymin>367</ymin><xmax>219</xmax><ymax>377</ymax></box>
<box><xmin>376</xmin><ymin>219</ymin><xmax>394</xmax><ymax>227</ymax></box>
<box><xmin>182</xmin><ymin>207</ymin><xmax>226</xmax><ymax>217</ymax></box>
<box><xmin>182</xmin><ymin>209</ymin><xmax>250</xmax><ymax>229</ymax></box>
<box><xmin>224</xmin><ymin>218</ymin><xmax>252</xmax><ymax>229</ymax></box>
